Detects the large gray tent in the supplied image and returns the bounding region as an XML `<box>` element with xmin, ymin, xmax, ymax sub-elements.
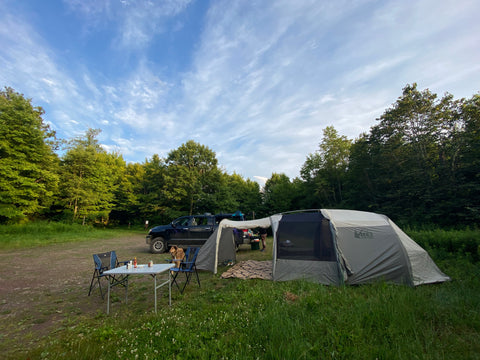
<box><xmin>196</xmin><ymin>209</ymin><xmax>450</xmax><ymax>286</ymax></box>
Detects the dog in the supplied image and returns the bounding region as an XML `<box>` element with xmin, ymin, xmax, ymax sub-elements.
<box><xmin>169</xmin><ymin>246</ymin><xmax>185</xmax><ymax>269</ymax></box>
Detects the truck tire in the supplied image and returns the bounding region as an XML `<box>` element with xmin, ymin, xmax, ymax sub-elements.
<box><xmin>150</xmin><ymin>237</ymin><xmax>166</xmax><ymax>254</ymax></box>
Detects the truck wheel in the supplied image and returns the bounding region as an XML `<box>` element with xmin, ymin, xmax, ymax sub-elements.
<box><xmin>150</xmin><ymin>237</ymin><xmax>166</xmax><ymax>254</ymax></box>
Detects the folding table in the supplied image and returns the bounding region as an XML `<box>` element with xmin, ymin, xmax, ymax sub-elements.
<box><xmin>103</xmin><ymin>263</ymin><xmax>174</xmax><ymax>314</ymax></box>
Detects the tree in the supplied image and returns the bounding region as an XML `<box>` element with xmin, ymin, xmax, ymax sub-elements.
<box><xmin>344</xmin><ymin>134</ymin><xmax>377</xmax><ymax>211</ymax></box>
<box><xmin>0</xmin><ymin>87</ymin><xmax>59</xmax><ymax>223</ymax></box>
<box><xmin>372</xmin><ymin>84</ymin><xmax>461</xmax><ymax>223</ymax></box>
<box><xmin>110</xmin><ymin>161</ymin><xmax>143</xmax><ymax>225</ymax></box>
<box><xmin>232</xmin><ymin>175</ymin><xmax>262</xmax><ymax>218</ymax></box>
<box><xmin>164</xmin><ymin>140</ymin><xmax>219</xmax><ymax>215</ymax></box>
<box><xmin>345</xmin><ymin>84</ymin><xmax>475</xmax><ymax>225</ymax></box>
<box><xmin>454</xmin><ymin>94</ymin><xmax>480</xmax><ymax>223</ymax></box>
<box><xmin>300</xmin><ymin>126</ymin><xmax>351</xmax><ymax>207</ymax></box>
<box><xmin>261</xmin><ymin>173</ymin><xmax>295</xmax><ymax>215</ymax></box>
<box><xmin>214</xmin><ymin>172</ymin><xmax>262</xmax><ymax>218</ymax></box>
<box><xmin>138</xmin><ymin>154</ymin><xmax>168</xmax><ymax>222</ymax></box>
<box><xmin>59</xmin><ymin>129</ymin><xmax>123</xmax><ymax>224</ymax></box>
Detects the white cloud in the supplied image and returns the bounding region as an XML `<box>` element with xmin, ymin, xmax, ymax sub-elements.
<box><xmin>253</xmin><ymin>176</ymin><xmax>268</xmax><ymax>188</ymax></box>
<box><xmin>64</xmin><ymin>0</ymin><xmax>193</xmax><ymax>50</ymax></box>
<box><xmin>171</xmin><ymin>0</ymin><xmax>480</xmax><ymax>181</ymax></box>
<box><xmin>2</xmin><ymin>0</ymin><xmax>480</xmax><ymax>183</ymax></box>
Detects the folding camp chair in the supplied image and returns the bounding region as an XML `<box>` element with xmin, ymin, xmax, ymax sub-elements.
<box><xmin>171</xmin><ymin>247</ymin><xmax>201</xmax><ymax>294</ymax></box>
<box><xmin>88</xmin><ymin>251</ymin><xmax>129</xmax><ymax>299</ymax></box>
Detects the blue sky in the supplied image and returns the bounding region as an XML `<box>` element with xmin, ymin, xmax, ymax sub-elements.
<box><xmin>1</xmin><ymin>0</ymin><xmax>479</xmax><ymax>186</ymax></box>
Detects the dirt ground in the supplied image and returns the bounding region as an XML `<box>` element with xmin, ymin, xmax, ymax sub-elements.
<box><xmin>0</xmin><ymin>234</ymin><xmax>162</xmax><ymax>356</ymax></box>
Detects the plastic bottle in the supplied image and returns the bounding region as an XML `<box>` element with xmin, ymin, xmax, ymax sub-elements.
<box><xmin>134</xmin><ymin>257</ymin><xmax>137</xmax><ymax>268</ymax></box>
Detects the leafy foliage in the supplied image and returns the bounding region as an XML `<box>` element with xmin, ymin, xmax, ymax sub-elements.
<box><xmin>59</xmin><ymin>129</ymin><xmax>125</xmax><ymax>224</ymax></box>
<box><xmin>164</xmin><ymin>140</ymin><xmax>220</xmax><ymax>215</ymax></box>
<box><xmin>262</xmin><ymin>173</ymin><xmax>296</xmax><ymax>215</ymax></box>
<box><xmin>301</xmin><ymin>126</ymin><xmax>352</xmax><ymax>207</ymax></box>
<box><xmin>0</xmin><ymin>87</ymin><xmax>59</xmax><ymax>223</ymax></box>
<box><xmin>1</xmin><ymin>84</ymin><xmax>479</xmax><ymax>227</ymax></box>
<box><xmin>343</xmin><ymin>84</ymin><xmax>480</xmax><ymax>226</ymax></box>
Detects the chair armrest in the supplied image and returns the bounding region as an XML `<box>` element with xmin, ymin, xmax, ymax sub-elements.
<box><xmin>119</xmin><ymin>260</ymin><xmax>130</xmax><ymax>265</ymax></box>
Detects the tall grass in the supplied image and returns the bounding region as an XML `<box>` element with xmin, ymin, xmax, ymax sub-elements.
<box><xmin>23</xmin><ymin>232</ymin><xmax>480</xmax><ymax>360</ymax></box>
<box><xmin>406</xmin><ymin>227</ymin><xmax>480</xmax><ymax>262</ymax></box>
<box><xmin>0</xmin><ymin>222</ymin><xmax>137</xmax><ymax>250</ymax></box>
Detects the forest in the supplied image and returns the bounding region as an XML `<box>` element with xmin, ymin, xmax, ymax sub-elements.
<box><xmin>1</xmin><ymin>84</ymin><xmax>479</xmax><ymax>228</ymax></box>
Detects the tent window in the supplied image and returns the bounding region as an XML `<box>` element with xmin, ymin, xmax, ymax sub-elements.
<box><xmin>276</xmin><ymin>212</ymin><xmax>335</xmax><ymax>261</ymax></box>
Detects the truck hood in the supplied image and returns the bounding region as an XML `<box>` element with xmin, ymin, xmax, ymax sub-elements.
<box><xmin>149</xmin><ymin>224</ymin><xmax>173</xmax><ymax>233</ymax></box>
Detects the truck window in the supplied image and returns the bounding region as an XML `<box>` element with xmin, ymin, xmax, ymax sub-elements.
<box><xmin>197</xmin><ymin>217</ymin><xmax>209</xmax><ymax>226</ymax></box>
<box><xmin>174</xmin><ymin>217</ymin><xmax>190</xmax><ymax>227</ymax></box>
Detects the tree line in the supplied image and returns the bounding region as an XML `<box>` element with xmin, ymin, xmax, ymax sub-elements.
<box><xmin>1</xmin><ymin>84</ymin><xmax>478</xmax><ymax>227</ymax></box>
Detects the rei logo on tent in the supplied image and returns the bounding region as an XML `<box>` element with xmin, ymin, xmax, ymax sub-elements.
<box><xmin>354</xmin><ymin>229</ymin><xmax>374</xmax><ymax>239</ymax></box>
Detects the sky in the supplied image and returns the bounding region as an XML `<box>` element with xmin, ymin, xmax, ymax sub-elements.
<box><xmin>1</xmin><ymin>0</ymin><xmax>479</xmax><ymax>186</ymax></box>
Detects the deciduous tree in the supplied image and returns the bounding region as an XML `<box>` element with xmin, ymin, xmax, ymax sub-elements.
<box><xmin>300</xmin><ymin>126</ymin><xmax>351</xmax><ymax>207</ymax></box>
<box><xmin>59</xmin><ymin>129</ymin><xmax>123</xmax><ymax>224</ymax></box>
<box><xmin>262</xmin><ymin>173</ymin><xmax>295</xmax><ymax>215</ymax></box>
<box><xmin>0</xmin><ymin>87</ymin><xmax>59</xmax><ymax>222</ymax></box>
<box><xmin>164</xmin><ymin>140</ymin><xmax>219</xmax><ymax>215</ymax></box>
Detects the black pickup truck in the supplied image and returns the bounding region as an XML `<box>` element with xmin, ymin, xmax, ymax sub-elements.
<box><xmin>146</xmin><ymin>212</ymin><xmax>247</xmax><ymax>254</ymax></box>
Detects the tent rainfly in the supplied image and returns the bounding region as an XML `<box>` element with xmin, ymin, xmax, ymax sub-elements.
<box><xmin>195</xmin><ymin>209</ymin><xmax>450</xmax><ymax>286</ymax></box>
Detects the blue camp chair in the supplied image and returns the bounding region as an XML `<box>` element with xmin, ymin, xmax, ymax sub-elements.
<box><xmin>171</xmin><ymin>247</ymin><xmax>201</xmax><ymax>294</ymax></box>
<box><xmin>88</xmin><ymin>251</ymin><xmax>129</xmax><ymax>299</ymax></box>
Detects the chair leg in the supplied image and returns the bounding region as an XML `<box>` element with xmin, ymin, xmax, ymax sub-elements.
<box><xmin>171</xmin><ymin>271</ymin><xmax>181</xmax><ymax>291</ymax></box>
<box><xmin>88</xmin><ymin>271</ymin><xmax>105</xmax><ymax>299</ymax></box>
<box><xmin>194</xmin><ymin>269</ymin><xmax>201</xmax><ymax>288</ymax></box>
<box><xmin>179</xmin><ymin>270</ymin><xmax>200</xmax><ymax>294</ymax></box>
<box><xmin>88</xmin><ymin>273</ymin><xmax>96</xmax><ymax>296</ymax></box>
<box><xmin>180</xmin><ymin>272</ymin><xmax>191</xmax><ymax>294</ymax></box>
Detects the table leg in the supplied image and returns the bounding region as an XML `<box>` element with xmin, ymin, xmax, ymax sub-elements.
<box><xmin>107</xmin><ymin>277</ymin><xmax>111</xmax><ymax>315</ymax></box>
<box><xmin>125</xmin><ymin>275</ymin><xmax>129</xmax><ymax>304</ymax></box>
<box><xmin>154</xmin><ymin>275</ymin><xmax>157</xmax><ymax>314</ymax></box>
<box><xmin>168</xmin><ymin>270</ymin><xmax>172</xmax><ymax>306</ymax></box>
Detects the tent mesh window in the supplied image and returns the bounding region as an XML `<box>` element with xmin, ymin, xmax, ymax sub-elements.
<box><xmin>276</xmin><ymin>212</ymin><xmax>335</xmax><ymax>261</ymax></box>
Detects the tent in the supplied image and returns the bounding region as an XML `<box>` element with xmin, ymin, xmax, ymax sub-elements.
<box><xmin>196</xmin><ymin>216</ymin><xmax>276</xmax><ymax>274</ymax></box>
<box><xmin>195</xmin><ymin>209</ymin><xmax>450</xmax><ymax>286</ymax></box>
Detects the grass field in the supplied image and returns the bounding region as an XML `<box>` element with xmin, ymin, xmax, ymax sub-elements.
<box><xmin>0</xmin><ymin>222</ymin><xmax>140</xmax><ymax>250</ymax></box>
<box><xmin>2</xmin><ymin>224</ymin><xmax>480</xmax><ymax>359</ymax></box>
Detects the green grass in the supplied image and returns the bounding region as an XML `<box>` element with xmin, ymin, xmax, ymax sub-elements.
<box><xmin>3</xmin><ymin>225</ymin><xmax>480</xmax><ymax>359</ymax></box>
<box><xmin>0</xmin><ymin>222</ymin><xmax>139</xmax><ymax>250</ymax></box>
<box><xmin>26</xmin><ymin>262</ymin><xmax>480</xmax><ymax>360</ymax></box>
<box><xmin>23</xmin><ymin>238</ymin><xmax>480</xmax><ymax>360</ymax></box>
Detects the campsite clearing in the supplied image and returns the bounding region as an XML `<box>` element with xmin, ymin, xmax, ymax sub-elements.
<box><xmin>1</xmin><ymin>231</ymin><xmax>479</xmax><ymax>359</ymax></box>
<box><xmin>0</xmin><ymin>233</ymin><xmax>271</xmax><ymax>358</ymax></box>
